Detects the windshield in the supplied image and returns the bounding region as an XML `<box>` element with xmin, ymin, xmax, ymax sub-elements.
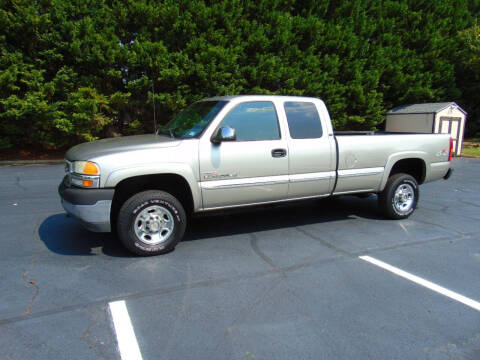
<box><xmin>159</xmin><ymin>100</ymin><xmax>228</xmax><ymax>139</ymax></box>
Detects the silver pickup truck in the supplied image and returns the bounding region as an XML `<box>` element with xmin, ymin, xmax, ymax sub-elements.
<box><xmin>59</xmin><ymin>95</ymin><xmax>453</xmax><ymax>255</ymax></box>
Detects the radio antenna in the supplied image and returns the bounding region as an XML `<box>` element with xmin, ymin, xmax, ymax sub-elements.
<box><xmin>152</xmin><ymin>78</ymin><xmax>157</xmax><ymax>134</ymax></box>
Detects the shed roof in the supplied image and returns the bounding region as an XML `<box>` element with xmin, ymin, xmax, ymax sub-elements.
<box><xmin>387</xmin><ymin>102</ymin><xmax>467</xmax><ymax>115</ymax></box>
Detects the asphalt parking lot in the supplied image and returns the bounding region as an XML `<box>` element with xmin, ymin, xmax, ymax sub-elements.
<box><xmin>0</xmin><ymin>157</ymin><xmax>479</xmax><ymax>360</ymax></box>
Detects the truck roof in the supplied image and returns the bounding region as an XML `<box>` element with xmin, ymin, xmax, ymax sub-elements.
<box><xmin>202</xmin><ymin>95</ymin><xmax>321</xmax><ymax>102</ymax></box>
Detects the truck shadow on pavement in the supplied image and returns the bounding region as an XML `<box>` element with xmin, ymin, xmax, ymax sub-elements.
<box><xmin>38</xmin><ymin>214</ymin><xmax>133</xmax><ymax>257</ymax></box>
<box><xmin>184</xmin><ymin>195</ymin><xmax>381</xmax><ymax>242</ymax></box>
<box><xmin>39</xmin><ymin>195</ymin><xmax>381</xmax><ymax>256</ymax></box>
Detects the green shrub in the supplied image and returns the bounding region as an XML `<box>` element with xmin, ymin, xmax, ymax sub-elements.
<box><xmin>0</xmin><ymin>0</ymin><xmax>478</xmax><ymax>149</ymax></box>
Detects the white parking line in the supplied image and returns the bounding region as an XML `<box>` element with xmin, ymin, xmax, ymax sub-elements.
<box><xmin>109</xmin><ymin>300</ymin><xmax>143</xmax><ymax>360</ymax></box>
<box><xmin>359</xmin><ymin>255</ymin><xmax>480</xmax><ymax>312</ymax></box>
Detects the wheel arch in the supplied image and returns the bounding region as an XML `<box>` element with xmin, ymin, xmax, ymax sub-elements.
<box><xmin>110</xmin><ymin>173</ymin><xmax>197</xmax><ymax>227</ymax></box>
<box><xmin>379</xmin><ymin>153</ymin><xmax>427</xmax><ymax>191</ymax></box>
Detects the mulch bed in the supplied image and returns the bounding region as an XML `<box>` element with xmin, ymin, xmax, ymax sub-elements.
<box><xmin>0</xmin><ymin>148</ymin><xmax>65</xmax><ymax>161</ymax></box>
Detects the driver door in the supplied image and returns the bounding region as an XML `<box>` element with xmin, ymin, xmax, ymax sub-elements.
<box><xmin>199</xmin><ymin>101</ymin><xmax>289</xmax><ymax>209</ymax></box>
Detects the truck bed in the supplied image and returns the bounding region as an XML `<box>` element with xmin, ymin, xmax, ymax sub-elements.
<box><xmin>332</xmin><ymin>132</ymin><xmax>451</xmax><ymax>194</ymax></box>
<box><xmin>334</xmin><ymin>131</ymin><xmax>427</xmax><ymax>136</ymax></box>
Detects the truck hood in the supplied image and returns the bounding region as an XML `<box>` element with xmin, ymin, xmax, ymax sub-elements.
<box><xmin>65</xmin><ymin>134</ymin><xmax>181</xmax><ymax>161</ymax></box>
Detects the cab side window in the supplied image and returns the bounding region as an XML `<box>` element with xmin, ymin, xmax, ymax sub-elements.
<box><xmin>284</xmin><ymin>101</ymin><xmax>323</xmax><ymax>139</ymax></box>
<box><xmin>220</xmin><ymin>101</ymin><xmax>280</xmax><ymax>141</ymax></box>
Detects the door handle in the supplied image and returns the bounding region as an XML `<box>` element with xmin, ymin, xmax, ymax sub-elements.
<box><xmin>271</xmin><ymin>148</ymin><xmax>287</xmax><ymax>158</ymax></box>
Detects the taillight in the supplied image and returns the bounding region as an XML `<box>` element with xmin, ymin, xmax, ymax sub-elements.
<box><xmin>448</xmin><ymin>137</ymin><xmax>453</xmax><ymax>161</ymax></box>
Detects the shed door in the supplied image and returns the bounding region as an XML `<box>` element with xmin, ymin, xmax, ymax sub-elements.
<box><xmin>439</xmin><ymin>117</ymin><xmax>461</xmax><ymax>155</ymax></box>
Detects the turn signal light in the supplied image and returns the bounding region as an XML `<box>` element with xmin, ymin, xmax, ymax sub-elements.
<box><xmin>82</xmin><ymin>179</ymin><xmax>94</xmax><ymax>187</ymax></box>
<box><xmin>83</xmin><ymin>162</ymin><xmax>99</xmax><ymax>175</ymax></box>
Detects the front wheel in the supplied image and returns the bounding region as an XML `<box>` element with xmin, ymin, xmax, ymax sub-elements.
<box><xmin>117</xmin><ymin>190</ymin><xmax>186</xmax><ymax>256</ymax></box>
<box><xmin>378</xmin><ymin>173</ymin><xmax>419</xmax><ymax>220</ymax></box>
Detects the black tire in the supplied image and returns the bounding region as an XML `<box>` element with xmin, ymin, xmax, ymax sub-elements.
<box><xmin>117</xmin><ymin>190</ymin><xmax>186</xmax><ymax>256</ymax></box>
<box><xmin>378</xmin><ymin>173</ymin><xmax>419</xmax><ymax>220</ymax></box>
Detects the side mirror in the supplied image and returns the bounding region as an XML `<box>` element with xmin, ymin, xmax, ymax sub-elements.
<box><xmin>211</xmin><ymin>126</ymin><xmax>236</xmax><ymax>144</ymax></box>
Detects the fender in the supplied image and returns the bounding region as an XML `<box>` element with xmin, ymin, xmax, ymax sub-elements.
<box><xmin>104</xmin><ymin>163</ymin><xmax>202</xmax><ymax>211</ymax></box>
<box><xmin>378</xmin><ymin>151</ymin><xmax>428</xmax><ymax>192</ymax></box>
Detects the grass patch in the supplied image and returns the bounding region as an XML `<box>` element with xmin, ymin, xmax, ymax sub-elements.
<box><xmin>462</xmin><ymin>138</ymin><xmax>480</xmax><ymax>157</ymax></box>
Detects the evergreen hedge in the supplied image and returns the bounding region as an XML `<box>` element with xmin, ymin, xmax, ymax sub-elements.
<box><xmin>1</xmin><ymin>0</ymin><xmax>479</xmax><ymax>149</ymax></box>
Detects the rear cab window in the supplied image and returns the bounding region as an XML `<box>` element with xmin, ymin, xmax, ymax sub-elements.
<box><xmin>284</xmin><ymin>101</ymin><xmax>323</xmax><ymax>139</ymax></box>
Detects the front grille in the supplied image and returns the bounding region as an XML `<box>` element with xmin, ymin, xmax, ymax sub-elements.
<box><xmin>65</xmin><ymin>160</ymin><xmax>72</xmax><ymax>173</ymax></box>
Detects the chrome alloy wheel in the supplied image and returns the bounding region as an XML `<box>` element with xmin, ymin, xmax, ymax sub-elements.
<box><xmin>134</xmin><ymin>205</ymin><xmax>174</xmax><ymax>245</ymax></box>
<box><xmin>393</xmin><ymin>183</ymin><xmax>415</xmax><ymax>214</ymax></box>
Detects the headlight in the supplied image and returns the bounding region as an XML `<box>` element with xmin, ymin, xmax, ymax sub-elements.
<box><xmin>68</xmin><ymin>161</ymin><xmax>100</xmax><ymax>188</ymax></box>
<box><xmin>72</xmin><ymin>161</ymin><xmax>100</xmax><ymax>175</ymax></box>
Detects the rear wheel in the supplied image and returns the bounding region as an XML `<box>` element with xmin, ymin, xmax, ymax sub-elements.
<box><xmin>378</xmin><ymin>173</ymin><xmax>419</xmax><ymax>219</ymax></box>
<box><xmin>117</xmin><ymin>190</ymin><xmax>186</xmax><ymax>256</ymax></box>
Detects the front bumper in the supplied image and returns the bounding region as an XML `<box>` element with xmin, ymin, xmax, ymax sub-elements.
<box><xmin>58</xmin><ymin>181</ymin><xmax>114</xmax><ymax>232</ymax></box>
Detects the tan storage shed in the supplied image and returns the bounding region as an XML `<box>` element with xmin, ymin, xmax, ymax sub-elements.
<box><xmin>386</xmin><ymin>102</ymin><xmax>467</xmax><ymax>155</ymax></box>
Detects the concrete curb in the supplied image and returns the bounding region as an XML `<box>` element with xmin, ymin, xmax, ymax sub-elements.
<box><xmin>0</xmin><ymin>159</ymin><xmax>64</xmax><ymax>166</ymax></box>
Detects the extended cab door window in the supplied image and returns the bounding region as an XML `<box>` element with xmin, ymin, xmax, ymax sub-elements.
<box><xmin>284</xmin><ymin>101</ymin><xmax>323</xmax><ymax>139</ymax></box>
<box><xmin>283</xmin><ymin>101</ymin><xmax>335</xmax><ymax>197</ymax></box>
<box><xmin>220</xmin><ymin>101</ymin><xmax>281</xmax><ymax>141</ymax></box>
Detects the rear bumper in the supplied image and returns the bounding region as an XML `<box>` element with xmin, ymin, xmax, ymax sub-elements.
<box><xmin>58</xmin><ymin>181</ymin><xmax>114</xmax><ymax>232</ymax></box>
<box><xmin>443</xmin><ymin>168</ymin><xmax>453</xmax><ymax>180</ymax></box>
<box><xmin>426</xmin><ymin>161</ymin><xmax>451</xmax><ymax>183</ymax></box>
